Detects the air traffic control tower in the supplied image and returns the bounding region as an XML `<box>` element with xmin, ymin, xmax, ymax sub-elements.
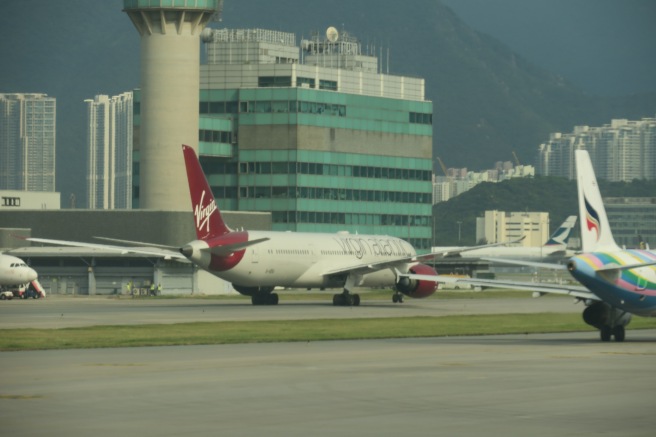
<box><xmin>122</xmin><ymin>0</ymin><xmax>222</xmax><ymax>210</ymax></box>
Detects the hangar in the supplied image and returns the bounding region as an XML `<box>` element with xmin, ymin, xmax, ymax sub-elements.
<box><xmin>0</xmin><ymin>210</ymin><xmax>271</xmax><ymax>296</ymax></box>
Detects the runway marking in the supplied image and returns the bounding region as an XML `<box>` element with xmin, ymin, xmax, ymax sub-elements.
<box><xmin>0</xmin><ymin>394</ymin><xmax>44</xmax><ymax>400</ymax></box>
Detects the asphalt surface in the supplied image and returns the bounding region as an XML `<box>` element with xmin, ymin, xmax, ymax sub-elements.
<box><xmin>1</xmin><ymin>295</ymin><xmax>655</xmax><ymax>436</ymax></box>
<box><xmin>0</xmin><ymin>293</ymin><xmax>582</xmax><ymax>329</ymax></box>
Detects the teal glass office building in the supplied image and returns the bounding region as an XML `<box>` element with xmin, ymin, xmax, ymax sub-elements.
<box><xmin>136</xmin><ymin>28</ymin><xmax>434</xmax><ymax>250</ymax></box>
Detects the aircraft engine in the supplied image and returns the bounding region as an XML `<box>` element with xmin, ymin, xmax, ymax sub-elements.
<box><xmin>582</xmin><ymin>302</ymin><xmax>632</xmax><ymax>329</ymax></box>
<box><xmin>395</xmin><ymin>263</ymin><xmax>438</xmax><ymax>298</ymax></box>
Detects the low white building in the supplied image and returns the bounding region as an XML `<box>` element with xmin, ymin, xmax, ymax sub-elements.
<box><xmin>0</xmin><ymin>190</ymin><xmax>60</xmax><ymax>210</ymax></box>
<box><xmin>476</xmin><ymin>210</ymin><xmax>549</xmax><ymax>246</ymax></box>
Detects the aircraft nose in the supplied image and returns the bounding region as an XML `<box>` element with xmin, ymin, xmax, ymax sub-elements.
<box><xmin>26</xmin><ymin>267</ymin><xmax>38</xmax><ymax>282</ymax></box>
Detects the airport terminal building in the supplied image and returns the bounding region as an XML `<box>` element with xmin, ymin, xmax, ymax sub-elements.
<box><xmin>133</xmin><ymin>27</ymin><xmax>434</xmax><ymax>250</ymax></box>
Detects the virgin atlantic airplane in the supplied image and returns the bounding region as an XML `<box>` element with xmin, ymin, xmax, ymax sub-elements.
<box><xmin>29</xmin><ymin>145</ymin><xmax>512</xmax><ymax>306</ymax></box>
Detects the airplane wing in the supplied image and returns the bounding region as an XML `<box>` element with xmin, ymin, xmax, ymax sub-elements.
<box><xmin>396</xmin><ymin>271</ymin><xmax>600</xmax><ymax>301</ymax></box>
<box><xmin>417</xmin><ymin>237</ymin><xmax>526</xmax><ymax>262</ymax></box>
<box><xmin>480</xmin><ymin>257</ymin><xmax>568</xmax><ymax>271</ymax></box>
<box><xmin>26</xmin><ymin>237</ymin><xmax>188</xmax><ymax>261</ymax></box>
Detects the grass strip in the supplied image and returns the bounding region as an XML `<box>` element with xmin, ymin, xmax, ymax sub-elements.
<box><xmin>2</xmin><ymin>313</ymin><xmax>656</xmax><ymax>351</ymax></box>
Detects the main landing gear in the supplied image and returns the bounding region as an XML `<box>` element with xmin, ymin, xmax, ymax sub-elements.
<box><xmin>251</xmin><ymin>293</ymin><xmax>279</xmax><ymax>305</ymax></box>
<box><xmin>600</xmin><ymin>325</ymin><xmax>625</xmax><ymax>342</ymax></box>
<box><xmin>332</xmin><ymin>290</ymin><xmax>360</xmax><ymax>306</ymax></box>
<box><xmin>392</xmin><ymin>292</ymin><xmax>404</xmax><ymax>303</ymax></box>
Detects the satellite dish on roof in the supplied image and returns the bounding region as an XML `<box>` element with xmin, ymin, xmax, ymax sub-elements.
<box><xmin>326</xmin><ymin>26</ymin><xmax>339</xmax><ymax>42</ymax></box>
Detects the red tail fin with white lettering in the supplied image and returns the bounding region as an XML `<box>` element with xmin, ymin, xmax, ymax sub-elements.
<box><xmin>182</xmin><ymin>145</ymin><xmax>231</xmax><ymax>240</ymax></box>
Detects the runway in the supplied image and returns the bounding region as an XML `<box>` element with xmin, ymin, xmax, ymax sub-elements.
<box><xmin>1</xmin><ymin>296</ymin><xmax>655</xmax><ymax>436</ymax></box>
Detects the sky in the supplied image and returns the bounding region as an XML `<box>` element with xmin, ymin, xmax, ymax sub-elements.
<box><xmin>441</xmin><ymin>0</ymin><xmax>656</xmax><ymax>95</ymax></box>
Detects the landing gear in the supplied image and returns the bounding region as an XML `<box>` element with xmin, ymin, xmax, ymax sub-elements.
<box><xmin>332</xmin><ymin>290</ymin><xmax>360</xmax><ymax>306</ymax></box>
<box><xmin>599</xmin><ymin>325</ymin><xmax>625</xmax><ymax>342</ymax></box>
<box><xmin>392</xmin><ymin>292</ymin><xmax>404</xmax><ymax>304</ymax></box>
<box><xmin>251</xmin><ymin>293</ymin><xmax>279</xmax><ymax>306</ymax></box>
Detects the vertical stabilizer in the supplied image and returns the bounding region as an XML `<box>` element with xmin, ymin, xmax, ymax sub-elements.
<box><xmin>182</xmin><ymin>145</ymin><xmax>231</xmax><ymax>240</ymax></box>
<box><xmin>575</xmin><ymin>150</ymin><xmax>619</xmax><ymax>252</ymax></box>
<box><xmin>543</xmin><ymin>215</ymin><xmax>577</xmax><ymax>247</ymax></box>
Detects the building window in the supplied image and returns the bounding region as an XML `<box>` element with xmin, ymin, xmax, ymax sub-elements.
<box><xmin>319</xmin><ymin>80</ymin><xmax>338</xmax><ymax>91</ymax></box>
<box><xmin>258</xmin><ymin>76</ymin><xmax>292</xmax><ymax>87</ymax></box>
<box><xmin>2</xmin><ymin>197</ymin><xmax>20</xmax><ymax>207</ymax></box>
<box><xmin>297</xmin><ymin>77</ymin><xmax>316</xmax><ymax>88</ymax></box>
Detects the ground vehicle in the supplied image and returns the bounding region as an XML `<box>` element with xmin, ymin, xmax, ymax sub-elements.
<box><xmin>0</xmin><ymin>291</ymin><xmax>13</xmax><ymax>300</ymax></box>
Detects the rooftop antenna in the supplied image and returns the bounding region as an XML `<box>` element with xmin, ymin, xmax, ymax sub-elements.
<box><xmin>326</xmin><ymin>26</ymin><xmax>339</xmax><ymax>43</ymax></box>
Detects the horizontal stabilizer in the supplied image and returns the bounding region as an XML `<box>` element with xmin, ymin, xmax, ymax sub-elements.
<box><xmin>207</xmin><ymin>237</ymin><xmax>270</xmax><ymax>256</ymax></box>
<box><xmin>94</xmin><ymin>236</ymin><xmax>179</xmax><ymax>250</ymax></box>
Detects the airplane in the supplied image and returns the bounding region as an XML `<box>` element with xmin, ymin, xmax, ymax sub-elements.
<box><xmin>0</xmin><ymin>253</ymin><xmax>38</xmax><ymax>289</ymax></box>
<box><xmin>27</xmin><ymin>145</ymin><xmax>519</xmax><ymax>306</ymax></box>
<box><xmin>432</xmin><ymin>215</ymin><xmax>577</xmax><ymax>261</ymax></box>
<box><xmin>403</xmin><ymin>150</ymin><xmax>656</xmax><ymax>341</ymax></box>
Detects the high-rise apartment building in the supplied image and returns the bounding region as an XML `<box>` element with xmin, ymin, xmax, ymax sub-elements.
<box><xmin>85</xmin><ymin>92</ymin><xmax>134</xmax><ymax>209</ymax></box>
<box><xmin>148</xmin><ymin>27</ymin><xmax>433</xmax><ymax>249</ymax></box>
<box><xmin>537</xmin><ymin>118</ymin><xmax>656</xmax><ymax>181</ymax></box>
<box><xmin>0</xmin><ymin>93</ymin><xmax>56</xmax><ymax>192</ymax></box>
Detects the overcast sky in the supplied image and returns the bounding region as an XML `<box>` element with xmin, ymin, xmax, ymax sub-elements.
<box><xmin>441</xmin><ymin>0</ymin><xmax>656</xmax><ymax>96</ymax></box>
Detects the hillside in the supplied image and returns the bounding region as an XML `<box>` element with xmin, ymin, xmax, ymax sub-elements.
<box><xmin>0</xmin><ymin>0</ymin><xmax>654</xmax><ymax>204</ymax></box>
<box><xmin>433</xmin><ymin>177</ymin><xmax>656</xmax><ymax>246</ymax></box>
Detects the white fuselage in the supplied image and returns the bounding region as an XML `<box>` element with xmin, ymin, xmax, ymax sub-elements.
<box><xmin>0</xmin><ymin>254</ymin><xmax>38</xmax><ymax>287</ymax></box>
<box><xmin>193</xmin><ymin>231</ymin><xmax>417</xmax><ymax>289</ymax></box>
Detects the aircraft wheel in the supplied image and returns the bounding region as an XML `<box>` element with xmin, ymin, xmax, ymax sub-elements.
<box><xmin>333</xmin><ymin>294</ymin><xmax>348</xmax><ymax>306</ymax></box>
<box><xmin>613</xmin><ymin>326</ymin><xmax>625</xmax><ymax>342</ymax></box>
<box><xmin>268</xmin><ymin>293</ymin><xmax>279</xmax><ymax>305</ymax></box>
<box><xmin>352</xmin><ymin>294</ymin><xmax>360</xmax><ymax>306</ymax></box>
<box><xmin>332</xmin><ymin>293</ymin><xmax>353</xmax><ymax>306</ymax></box>
<box><xmin>600</xmin><ymin>326</ymin><xmax>612</xmax><ymax>342</ymax></box>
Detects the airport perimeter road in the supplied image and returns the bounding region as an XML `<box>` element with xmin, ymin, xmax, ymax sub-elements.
<box><xmin>2</xmin><ymin>331</ymin><xmax>655</xmax><ymax>437</ymax></box>
<box><xmin>0</xmin><ymin>294</ymin><xmax>582</xmax><ymax>329</ymax></box>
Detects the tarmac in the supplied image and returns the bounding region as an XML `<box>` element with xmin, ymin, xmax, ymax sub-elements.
<box><xmin>1</xmin><ymin>295</ymin><xmax>655</xmax><ymax>436</ymax></box>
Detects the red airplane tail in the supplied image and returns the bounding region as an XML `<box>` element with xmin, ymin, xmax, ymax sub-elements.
<box><xmin>182</xmin><ymin>145</ymin><xmax>231</xmax><ymax>240</ymax></box>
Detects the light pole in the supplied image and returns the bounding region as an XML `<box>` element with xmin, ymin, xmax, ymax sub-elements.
<box><xmin>457</xmin><ymin>221</ymin><xmax>462</xmax><ymax>243</ymax></box>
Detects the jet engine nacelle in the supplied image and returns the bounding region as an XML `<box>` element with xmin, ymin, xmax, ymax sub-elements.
<box><xmin>582</xmin><ymin>302</ymin><xmax>632</xmax><ymax>329</ymax></box>
<box><xmin>395</xmin><ymin>263</ymin><xmax>438</xmax><ymax>299</ymax></box>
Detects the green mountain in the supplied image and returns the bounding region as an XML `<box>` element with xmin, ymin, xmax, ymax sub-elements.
<box><xmin>1</xmin><ymin>0</ymin><xmax>654</xmax><ymax>203</ymax></box>
<box><xmin>433</xmin><ymin>177</ymin><xmax>656</xmax><ymax>246</ymax></box>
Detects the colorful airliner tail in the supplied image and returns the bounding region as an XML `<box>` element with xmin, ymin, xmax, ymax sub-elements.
<box><xmin>182</xmin><ymin>144</ymin><xmax>231</xmax><ymax>240</ymax></box>
<box><xmin>575</xmin><ymin>149</ymin><xmax>619</xmax><ymax>252</ymax></box>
